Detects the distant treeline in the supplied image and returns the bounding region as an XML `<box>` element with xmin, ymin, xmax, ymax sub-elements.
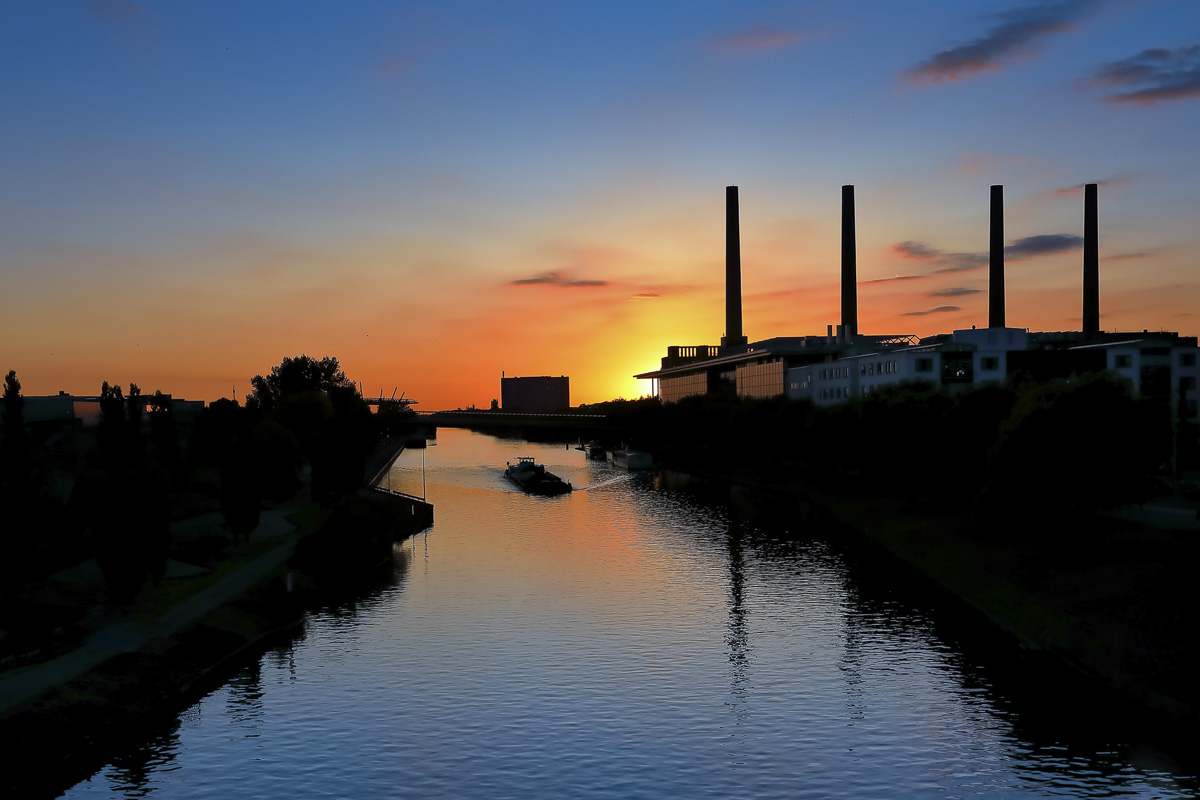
<box><xmin>581</xmin><ymin>374</ymin><xmax>1195</xmax><ymax>530</ymax></box>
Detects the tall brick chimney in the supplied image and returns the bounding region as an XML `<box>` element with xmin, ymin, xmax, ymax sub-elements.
<box><xmin>721</xmin><ymin>185</ymin><xmax>747</xmax><ymax>349</ymax></box>
<box><xmin>989</xmin><ymin>184</ymin><xmax>1005</xmax><ymax>329</ymax></box>
<box><xmin>1083</xmin><ymin>183</ymin><xmax>1100</xmax><ymax>338</ymax></box>
<box><xmin>841</xmin><ymin>185</ymin><xmax>857</xmax><ymax>337</ymax></box>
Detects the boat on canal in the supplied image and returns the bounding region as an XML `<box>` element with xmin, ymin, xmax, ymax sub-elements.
<box><xmin>578</xmin><ymin>441</ymin><xmax>608</xmax><ymax>460</ymax></box>
<box><xmin>504</xmin><ymin>457</ymin><xmax>573</xmax><ymax>495</ymax></box>
<box><xmin>611</xmin><ymin>448</ymin><xmax>653</xmax><ymax>470</ymax></box>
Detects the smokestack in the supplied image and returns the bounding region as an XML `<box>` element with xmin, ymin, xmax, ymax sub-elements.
<box><xmin>841</xmin><ymin>185</ymin><xmax>857</xmax><ymax>337</ymax></box>
<box><xmin>1083</xmin><ymin>183</ymin><xmax>1099</xmax><ymax>338</ymax></box>
<box><xmin>721</xmin><ymin>185</ymin><xmax>747</xmax><ymax>349</ymax></box>
<box><xmin>989</xmin><ymin>185</ymin><xmax>1005</xmax><ymax>329</ymax></box>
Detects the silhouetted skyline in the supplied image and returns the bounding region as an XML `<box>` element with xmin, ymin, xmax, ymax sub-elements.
<box><xmin>3</xmin><ymin>1</ymin><xmax>1198</xmax><ymax>407</ymax></box>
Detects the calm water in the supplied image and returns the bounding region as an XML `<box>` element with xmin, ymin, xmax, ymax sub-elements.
<box><xmin>62</xmin><ymin>429</ymin><xmax>1196</xmax><ymax>799</ymax></box>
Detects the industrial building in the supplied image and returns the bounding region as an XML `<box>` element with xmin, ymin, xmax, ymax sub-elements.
<box><xmin>500</xmin><ymin>375</ymin><xmax>570</xmax><ymax>413</ymax></box>
<box><xmin>635</xmin><ymin>184</ymin><xmax>1198</xmax><ymax>420</ymax></box>
<box><xmin>0</xmin><ymin>391</ymin><xmax>206</xmax><ymax>428</ymax></box>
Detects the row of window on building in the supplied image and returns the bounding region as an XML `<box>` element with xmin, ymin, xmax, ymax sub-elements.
<box><xmin>860</xmin><ymin>360</ymin><xmax>900</xmax><ymax>377</ymax></box>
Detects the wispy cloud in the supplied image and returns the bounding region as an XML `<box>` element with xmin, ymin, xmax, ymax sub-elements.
<box><xmin>893</xmin><ymin>241</ymin><xmax>943</xmax><ymax>260</ymax></box>
<box><xmin>709</xmin><ymin>27</ymin><xmax>812</xmax><ymax>54</ymax></box>
<box><xmin>86</xmin><ymin>0</ymin><xmax>143</xmax><ymax>18</ymax></box>
<box><xmin>931</xmin><ymin>258</ymin><xmax>990</xmax><ymax>274</ymax></box>
<box><xmin>1005</xmin><ymin>234</ymin><xmax>1083</xmax><ymax>259</ymax></box>
<box><xmin>628</xmin><ymin>293</ymin><xmax>660</xmax><ymax>301</ymax></box>
<box><xmin>860</xmin><ymin>274</ymin><xmax>927</xmax><ymax>285</ymax></box>
<box><xmin>83</xmin><ymin>1</ymin><xmax>156</xmax><ymax>54</ymax></box>
<box><xmin>896</xmin><ymin>241</ymin><xmax>989</xmax><ymax>274</ymax></box>
<box><xmin>1103</xmin><ymin>251</ymin><xmax>1154</xmax><ymax>262</ymax></box>
<box><xmin>375</xmin><ymin>57</ymin><xmax>414</xmax><ymax>74</ymax></box>
<box><xmin>1086</xmin><ymin>44</ymin><xmax>1200</xmax><ymax>104</ymax></box>
<box><xmin>929</xmin><ymin>287</ymin><xmax>981</xmax><ymax>297</ymax></box>
<box><xmin>903</xmin><ymin>306</ymin><xmax>961</xmax><ymax>316</ymax></box>
<box><xmin>1050</xmin><ymin>176</ymin><xmax>1131</xmax><ymax>196</ymax></box>
<box><xmin>510</xmin><ymin>271</ymin><xmax>608</xmax><ymax>288</ymax></box>
<box><xmin>893</xmin><ymin>233</ymin><xmax>1080</xmax><ymax>279</ymax></box>
<box><xmin>905</xmin><ymin>0</ymin><xmax>1101</xmax><ymax>84</ymax></box>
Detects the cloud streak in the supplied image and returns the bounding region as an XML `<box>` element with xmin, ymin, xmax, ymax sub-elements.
<box><xmin>1005</xmin><ymin>233</ymin><xmax>1083</xmax><ymax>259</ymax></box>
<box><xmin>709</xmin><ymin>27</ymin><xmax>812</xmax><ymax>54</ymax></box>
<box><xmin>895</xmin><ymin>241</ymin><xmax>988</xmax><ymax>274</ymax></box>
<box><xmin>860</xmin><ymin>274</ymin><xmax>927</xmax><ymax>285</ymax></box>
<box><xmin>894</xmin><ymin>234</ymin><xmax>1081</xmax><ymax>277</ymax></box>
<box><xmin>1103</xmin><ymin>251</ymin><xmax>1154</xmax><ymax>262</ymax></box>
<box><xmin>1051</xmin><ymin>177</ymin><xmax>1131</xmax><ymax>196</ymax></box>
<box><xmin>510</xmin><ymin>271</ymin><xmax>608</xmax><ymax>288</ymax></box>
<box><xmin>903</xmin><ymin>306</ymin><xmax>961</xmax><ymax>316</ymax></box>
<box><xmin>375</xmin><ymin>57</ymin><xmax>414</xmax><ymax>74</ymax></box>
<box><xmin>929</xmin><ymin>287</ymin><xmax>981</xmax><ymax>297</ymax></box>
<box><xmin>905</xmin><ymin>0</ymin><xmax>1100</xmax><ymax>84</ymax></box>
<box><xmin>1087</xmin><ymin>45</ymin><xmax>1200</xmax><ymax>104</ymax></box>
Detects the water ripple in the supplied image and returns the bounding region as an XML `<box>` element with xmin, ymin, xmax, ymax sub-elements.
<box><xmin>61</xmin><ymin>430</ymin><xmax>1198</xmax><ymax>799</ymax></box>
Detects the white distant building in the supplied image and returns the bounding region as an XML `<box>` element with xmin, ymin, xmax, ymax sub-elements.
<box><xmin>785</xmin><ymin>328</ymin><xmax>1198</xmax><ymax>420</ymax></box>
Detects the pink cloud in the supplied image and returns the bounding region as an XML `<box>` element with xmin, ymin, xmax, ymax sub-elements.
<box><xmin>904</xmin><ymin>1</ymin><xmax>1101</xmax><ymax>85</ymax></box>
<box><xmin>375</xmin><ymin>58</ymin><xmax>414</xmax><ymax>74</ymax></box>
<box><xmin>709</xmin><ymin>27</ymin><xmax>812</xmax><ymax>55</ymax></box>
<box><xmin>1087</xmin><ymin>45</ymin><xmax>1200</xmax><ymax>105</ymax></box>
<box><xmin>1050</xmin><ymin>176</ymin><xmax>1131</xmax><ymax>196</ymax></box>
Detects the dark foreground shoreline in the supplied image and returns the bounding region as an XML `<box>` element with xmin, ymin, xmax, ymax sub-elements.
<box><xmin>0</xmin><ymin>485</ymin><xmax>432</xmax><ymax>799</ymax></box>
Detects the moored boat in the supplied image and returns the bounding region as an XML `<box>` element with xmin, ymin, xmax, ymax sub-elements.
<box><xmin>504</xmin><ymin>457</ymin><xmax>573</xmax><ymax>495</ymax></box>
<box><xmin>611</xmin><ymin>449</ymin><xmax>653</xmax><ymax>470</ymax></box>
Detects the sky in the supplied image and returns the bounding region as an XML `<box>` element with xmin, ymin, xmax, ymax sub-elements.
<box><xmin>3</xmin><ymin>0</ymin><xmax>1199</xmax><ymax>409</ymax></box>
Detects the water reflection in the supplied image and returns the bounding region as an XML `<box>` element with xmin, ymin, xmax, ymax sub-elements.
<box><xmin>102</xmin><ymin>722</ymin><xmax>181</xmax><ymax>798</ymax></box>
<box><xmin>223</xmin><ymin>660</ymin><xmax>264</xmax><ymax>737</ymax></box>
<box><xmin>59</xmin><ymin>429</ymin><xmax>1199</xmax><ymax>799</ymax></box>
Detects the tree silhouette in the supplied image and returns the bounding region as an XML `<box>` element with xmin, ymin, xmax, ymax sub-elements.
<box><xmin>1</xmin><ymin>370</ymin><xmax>30</xmax><ymax>484</ymax></box>
<box><xmin>246</xmin><ymin>355</ymin><xmax>351</xmax><ymax>416</ymax></box>
<box><xmin>1</xmin><ymin>370</ymin><xmax>33</xmax><ymax>607</ymax></box>
<box><xmin>220</xmin><ymin>435</ymin><xmax>260</xmax><ymax>545</ymax></box>
<box><xmin>979</xmin><ymin>373</ymin><xmax>1168</xmax><ymax>530</ymax></box>
<box><xmin>244</xmin><ymin>355</ymin><xmax>372</xmax><ymax>506</ymax></box>
<box><xmin>148</xmin><ymin>390</ymin><xmax>181</xmax><ymax>476</ymax></box>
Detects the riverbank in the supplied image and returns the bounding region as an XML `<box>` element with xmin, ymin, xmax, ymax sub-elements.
<box><xmin>0</xmin><ymin>446</ymin><xmax>433</xmax><ymax>798</ymax></box>
<box><xmin>659</xmin><ymin>460</ymin><xmax>1199</xmax><ymax>737</ymax></box>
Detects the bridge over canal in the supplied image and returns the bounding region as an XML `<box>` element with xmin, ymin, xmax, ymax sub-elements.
<box><xmin>416</xmin><ymin>410</ymin><xmax>611</xmax><ymax>432</ymax></box>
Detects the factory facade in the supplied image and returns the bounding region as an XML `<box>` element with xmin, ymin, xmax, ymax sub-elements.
<box><xmin>636</xmin><ymin>184</ymin><xmax>1199</xmax><ymax>421</ymax></box>
<box><xmin>500</xmin><ymin>375</ymin><xmax>570</xmax><ymax>413</ymax></box>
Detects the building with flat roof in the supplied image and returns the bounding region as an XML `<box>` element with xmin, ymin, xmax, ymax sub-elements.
<box><xmin>635</xmin><ymin>184</ymin><xmax>1198</xmax><ymax>421</ymax></box>
<box><xmin>501</xmin><ymin>375</ymin><xmax>569</xmax><ymax>413</ymax></box>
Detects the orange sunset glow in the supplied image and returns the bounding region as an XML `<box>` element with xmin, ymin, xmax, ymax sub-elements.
<box><xmin>4</xmin><ymin>3</ymin><xmax>1198</xmax><ymax>409</ymax></box>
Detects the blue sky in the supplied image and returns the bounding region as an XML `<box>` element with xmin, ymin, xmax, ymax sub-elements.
<box><xmin>3</xmin><ymin>0</ymin><xmax>1199</xmax><ymax>405</ymax></box>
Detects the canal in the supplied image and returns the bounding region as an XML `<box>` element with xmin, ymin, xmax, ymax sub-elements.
<box><xmin>62</xmin><ymin>428</ymin><xmax>1196</xmax><ymax>798</ymax></box>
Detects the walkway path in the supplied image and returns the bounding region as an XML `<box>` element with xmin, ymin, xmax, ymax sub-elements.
<box><xmin>0</xmin><ymin>506</ymin><xmax>303</xmax><ymax>717</ymax></box>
